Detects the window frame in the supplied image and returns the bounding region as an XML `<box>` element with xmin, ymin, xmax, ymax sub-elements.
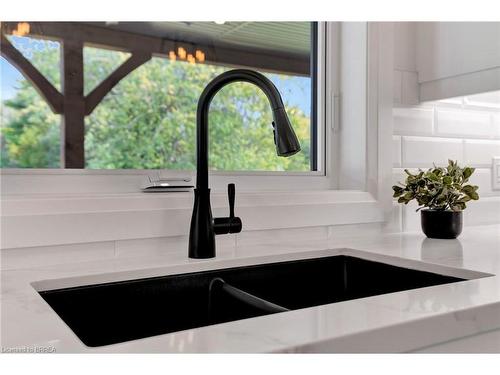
<box><xmin>1</xmin><ymin>22</ymin><xmax>332</xmax><ymax>193</ymax></box>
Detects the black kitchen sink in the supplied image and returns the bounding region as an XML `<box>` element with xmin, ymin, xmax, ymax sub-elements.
<box><xmin>39</xmin><ymin>255</ymin><xmax>464</xmax><ymax>347</ymax></box>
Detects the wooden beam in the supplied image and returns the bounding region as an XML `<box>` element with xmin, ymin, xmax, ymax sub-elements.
<box><xmin>0</xmin><ymin>34</ymin><xmax>64</xmax><ymax>114</ymax></box>
<box><xmin>2</xmin><ymin>22</ymin><xmax>310</xmax><ymax>76</ymax></box>
<box><xmin>2</xmin><ymin>22</ymin><xmax>168</xmax><ymax>54</ymax></box>
<box><xmin>85</xmin><ymin>52</ymin><xmax>152</xmax><ymax>115</ymax></box>
<box><xmin>61</xmin><ymin>40</ymin><xmax>85</xmax><ymax>168</ymax></box>
<box><xmin>203</xmin><ymin>46</ymin><xmax>310</xmax><ymax>77</ymax></box>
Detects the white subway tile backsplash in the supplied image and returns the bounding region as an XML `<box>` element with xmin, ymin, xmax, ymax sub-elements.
<box><xmin>402</xmin><ymin>201</ymin><xmax>420</xmax><ymax>232</ymax></box>
<box><xmin>393</xmin><ymin>107</ymin><xmax>434</xmax><ymax>136</ymax></box>
<box><xmin>236</xmin><ymin>226</ymin><xmax>329</xmax><ymax>247</ymax></box>
<box><xmin>115</xmin><ymin>236</ymin><xmax>186</xmax><ymax>257</ymax></box>
<box><xmin>402</xmin><ymin>136</ymin><xmax>463</xmax><ymax>167</ymax></box>
<box><xmin>393</xmin><ymin>90</ymin><xmax>500</xmax><ymax>229</ymax></box>
<box><xmin>437</xmin><ymin>97</ymin><xmax>464</xmax><ymax>106</ymax></box>
<box><xmin>385</xmin><ymin>203</ymin><xmax>402</xmax><ymax>233</ymax></box>
<box><xmin>114</xmin><ymin>234</ymin><xmax>237</xmax><ymax>258</ymax></box>
<box><xmin>327</xmin><ymin>223</ymin><xmax>383</xmax><ymax>239</ymax></box>
<box><xmin>464</xmin><ymin>139</ymin><xmax>500</xmax><ymax>167</ymax></box>
<box><xmin>392</xmin><ymin>168</ymin><xmax>406</xmax><ymax>187</ymax></box>
<box><xmin>465</xmin><ymin>91</ymin><xmax>500</xmax><ymax>109</ymax></box>
<box><xmin>393</xmin><ymin>136</ymin><xmax>402</xmax><ymax>167</ymax></box>
<box><xmin>436</xmin><ymin>109</ymin><xmax>492</xmax><ymax>138</ymax></box>
<box><xmin>0</xmin><ymin>241</ymin><xmax>115</xmax><ymax>270</ymax></box>
<box><xmin>494</xmin><ymin>157</ymin><xmax>500</xmax><ymax>191</ymax></box>
<box><xmin>468</xmin><ymin>168</ymin><xmax>498</xmax><ymax>197</ymax></box>
<box><xmin>464</xmin><ymin>197</ymin><xmax>500</xmax><ymax>226</ymax></box>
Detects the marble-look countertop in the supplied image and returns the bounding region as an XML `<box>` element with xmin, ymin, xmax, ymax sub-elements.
<box><xmin>1</xmin><ymin>225</ymin><xmax>500</xmax><ymax>353</ymax></box>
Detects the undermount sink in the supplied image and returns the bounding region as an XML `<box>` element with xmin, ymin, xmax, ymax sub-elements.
<box><xmin>39</xmin><ymin>255</ymin><xmax>465</xmax><ymax>347</ymax></box>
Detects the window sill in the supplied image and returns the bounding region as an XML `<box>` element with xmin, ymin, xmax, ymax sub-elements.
<box><xmin>1</xmin><ymin>190</ymin><xmax>384</xmax><ymax>249</ymax></box>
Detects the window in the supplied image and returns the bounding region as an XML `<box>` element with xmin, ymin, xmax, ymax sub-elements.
<box><xmin>1</xmin><ymin>22</ymin><xmax>321</xmax><ymax>173</ymax></box>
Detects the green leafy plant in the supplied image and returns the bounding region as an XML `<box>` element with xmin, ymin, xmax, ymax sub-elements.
<box><xmin>392</xmin><ymin>160</ymin><xmax>479</xmax><ymax>212</ymax></box>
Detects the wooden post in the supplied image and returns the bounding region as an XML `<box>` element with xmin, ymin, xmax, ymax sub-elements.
<box><xmin>61</xmin><ymin>40</ymin><xmax>85</xmax><ymax>168</ymax></box>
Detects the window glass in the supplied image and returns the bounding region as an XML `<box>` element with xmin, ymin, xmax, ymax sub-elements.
<box><xmin>1</xmin><ymin>22</ymin><xmax>316</xmax><ymax>171</ymax></box>
<box><xmin>1</xmin><ymin>55</ymin><xmax>61</xmax><ymax>168</ymax></box>
<box><xmin>85</xmin><ymin>56</ymin><xmax>311</xmax><ymax>171</ymax></box>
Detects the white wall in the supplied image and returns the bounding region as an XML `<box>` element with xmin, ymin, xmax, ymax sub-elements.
<box><xmin>392</xmin><ymin>90</ymin><xmax>500</xmax><ymax>232</ymax></box>
<box><xmin>0</xmin><ymin>223</ymin><xmax>384</xmax><ymax>270</ymax></box>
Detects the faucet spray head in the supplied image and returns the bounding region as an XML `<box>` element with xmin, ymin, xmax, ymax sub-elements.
<box><xmin>272</xmin><ymin>108</ymin><xmax>301</xmax><ymax>157</ymax></box>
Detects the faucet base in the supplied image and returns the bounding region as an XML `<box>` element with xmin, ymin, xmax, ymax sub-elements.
<box><xmin>188</xmin><ymin>188</ymin><xmax>216</xmax><ymax>259</ymax></box>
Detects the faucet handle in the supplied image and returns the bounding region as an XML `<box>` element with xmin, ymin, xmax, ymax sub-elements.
<box><xmin>228</xmin><ymin>183</ymin><xmax>235</xmax><ymax>218</ymax></box>
<box><xmin>213</xmin><ymin>183</ymin><xmax>242</xmax><ymax>235</ymax></box>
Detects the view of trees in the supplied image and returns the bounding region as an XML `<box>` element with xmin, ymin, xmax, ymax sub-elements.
<box><xmin>1</xmin><ymin>39</ymin><xmax>312</xmax><ymax>171</ymax></box>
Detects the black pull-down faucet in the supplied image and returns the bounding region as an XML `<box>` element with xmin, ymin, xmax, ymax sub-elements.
<box><xmin>189</xmin><ymin>69</ymin><xmax>301</xmax><ymax>259</ymax></box>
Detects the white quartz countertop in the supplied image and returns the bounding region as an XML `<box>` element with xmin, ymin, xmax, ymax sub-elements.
<box><xmin>1</xmin><ymin>225</ymin><xmax>500</xmax><ymax>353</ymax></box>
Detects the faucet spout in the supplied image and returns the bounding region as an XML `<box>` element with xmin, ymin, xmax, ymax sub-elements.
<box><xmin>189</xmin><ymin>69</ymin><xmax>301</xmax><ymax>259</ymax></box>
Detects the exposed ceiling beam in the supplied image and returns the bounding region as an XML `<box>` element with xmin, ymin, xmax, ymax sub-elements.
<box><xmin>1</xmin><ymin>22</ymin><xmax>309</xmax><ymax>77</ymax></box>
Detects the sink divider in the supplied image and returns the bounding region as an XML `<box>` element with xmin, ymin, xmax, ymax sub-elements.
<box><xmin>208</xmin><ymin>277</ymin><xmax>289</xmax><ymax>321</ymax></box>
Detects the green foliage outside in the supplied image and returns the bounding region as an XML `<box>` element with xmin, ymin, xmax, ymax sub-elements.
<box><xmin>1</xmin><ymin>39</ymin><xmax>61</xmax><ymax>168</ymax></box>
<box><xmin>392</xmin><ymin>160</ymin><xmax>479</xmax><ymax>212</ymax></box>
<box><xmin>1</xmin><ymin>42</ymin><xmax>311</xmax><ymax>171</ymax></box>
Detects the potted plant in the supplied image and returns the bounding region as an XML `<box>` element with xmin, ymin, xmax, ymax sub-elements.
<box><xmin>392</xmin><ymin>160</ymin><xmax>479</xmax><ymax>239</ymax></box>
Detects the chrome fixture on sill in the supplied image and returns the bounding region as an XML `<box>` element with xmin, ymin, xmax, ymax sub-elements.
<box><xmin>189</xmin><ymin>69</ymin><xmax>301</xmax><ymax>259</ymax></box>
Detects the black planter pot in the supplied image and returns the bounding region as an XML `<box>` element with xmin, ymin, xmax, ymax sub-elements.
<box><xmin>420</xmin><ymin>209</ymin><xmax>463</xmax><ymax>239</ymax></box>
